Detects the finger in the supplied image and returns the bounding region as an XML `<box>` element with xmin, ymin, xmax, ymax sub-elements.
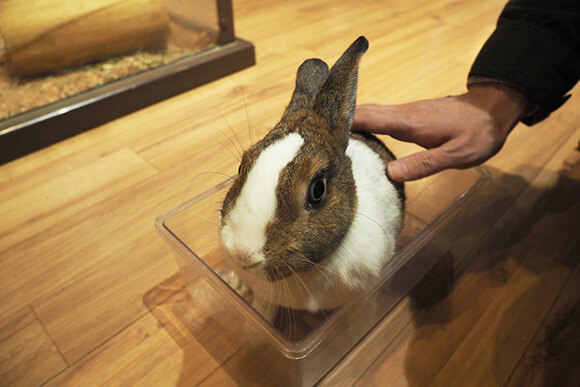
<box><xmin>352</xmin><ymin>104</ymin><xmax>412</xmax><ymax>136</ymax></box>
<box><xmin>387</xmin><ymin>148</ymin><xmax>452</xmax><ymax>181</ymax></box>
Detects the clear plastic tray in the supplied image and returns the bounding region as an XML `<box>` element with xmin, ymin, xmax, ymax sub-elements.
<box><xmin>156</xmin><ymin>166</ymin><xmax>488</xmax><ymax>386</ymax></box>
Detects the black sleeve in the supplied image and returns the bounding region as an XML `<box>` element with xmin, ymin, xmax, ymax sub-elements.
<box><xmin>468</xmin><ymin>0</ymin><xmax>580</xmax><ymax>125</ymax></box>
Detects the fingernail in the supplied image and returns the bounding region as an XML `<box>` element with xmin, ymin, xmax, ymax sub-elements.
<box><xmin>388</xmin><ymin>161</ymin><xmax>408</xmax><ymax>181</ymax></box>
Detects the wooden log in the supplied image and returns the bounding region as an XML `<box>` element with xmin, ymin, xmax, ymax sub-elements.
<box><xmin>0</xmin><ymin>0</ymin><xmax>170</xmax><ymax>76</ymax></box>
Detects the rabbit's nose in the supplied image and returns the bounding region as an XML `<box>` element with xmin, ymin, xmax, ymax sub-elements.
<box><xmin>235</xmin><ymin>250</ymin><xmax>263</xmax><ymax>269</ymax></box>
<box><xmin>220</xmin><ymin>222</ymin><xmax>266</xmax><ymax>268</ymax></box>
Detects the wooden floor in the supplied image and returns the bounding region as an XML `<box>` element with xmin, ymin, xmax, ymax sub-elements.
<box><xmin>1</xmin><ymin>0</ymin><xmax>579</xmax><ymax>386</ymax></box>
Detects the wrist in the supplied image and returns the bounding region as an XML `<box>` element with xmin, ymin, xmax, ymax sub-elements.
<box><xmin>465</xmin><ymin>83</ymin><xmax>532</xmax><ymax>136</ymax></box>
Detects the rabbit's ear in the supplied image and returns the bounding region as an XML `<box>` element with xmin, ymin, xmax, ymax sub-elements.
<box><xmin>283</xmin><ymin>58</ymin><xmax>329</xmax><ymax>117</ymax></box>
<box><xmin>313</xmin><ymin>36</ymin><xmax>368</xmax><ymax>148</ymax></box>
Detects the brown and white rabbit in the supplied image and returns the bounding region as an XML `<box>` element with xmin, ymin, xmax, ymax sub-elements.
<box><xmin>219</xmin><ymin>36</ymin><xmax>404</xmax><ymax>321</ymax></box>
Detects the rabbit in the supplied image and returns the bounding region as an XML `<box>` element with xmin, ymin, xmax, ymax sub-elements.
<box><xmin>219</xmin><ymin>36</ymin><xmax>404</xmax><ymax>322</ymax></box>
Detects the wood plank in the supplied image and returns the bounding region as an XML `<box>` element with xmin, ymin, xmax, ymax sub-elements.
<box><xmin>403</xmin><ymin>167</ymin><xmax>486</xmax><ymax>224</ymax></box>
<box><xmin>0</xmin><ymin>305</ymin><xmax>35</xmax><ymax>344</ymax></box>
<box><xmin>30</xmin><ymin>232</ymin><xmax>178</xmax><ymax>363</ymax></box>
<box><xmin>0</xmin><ymin>151</ymin><xmax>158</xmax><ymax>314</ymax></box>
<box><xmin>503</xmin><ymin>139</ymin><xmax>580</xmax><ymax>265</ymax></box>
<box><xmin>23</xmin><ymin>149</ymin><xmax>233</xmax><ymax>362</ymax></box>
<box><xmin>348</xmin><ymin>243</ymin><xmax>524</xmax><ymax>386</ymax></box>
<box><xmin>0</xmin><ymin>145</ymin><xmax>124</xmax><ymax>202</ymax></box>
<box><xmin>349</xmin><ymin>209</ymin><xmax>570</xmax><ymax>386</ymax></box>
<box><xmin>46</xmin><ymin>274</ymin><xmax>244</xmax><ymax>386</ymax></box>
<box><xmin>429</xmin><ymin>250</ymin><xmax>570</xmax><ymax>387</ymax></box>
<box><xmin>486</xmin><ymin>113</ymin><xmax>579</xmax><ymax>179</ymax></box>
<box><xmin>507</xmin><ymin>250</ymin><xmax>580</xmax><ymax>387</ymax></box>
<box><xmin>0</xmin><ymin>132</ymin><xmax>112</xmax><ymax>187</ymax></box>
<box><xmin>0</xmin><ymin>152</ymin><xmax>159</xmax><ymax>312</ymax></box>
<box><xmin>319</xmin><ymin>298</ymin><xmax>414</xmax><ymax>387</ymax></box>
<box><xmin>144</xmin><ymin>274</ymin><xmax>277</xmax><ymax>386</ymax></box>
<box><xmin>1</xmin><ymin>149</ymin><xmax>228</xmax><ymax>362</ymax></box>
<box><xmin>551</xmin><ymin>83</ymin><xmax>580</xmax><ymax>126</ymax></box>
<box><xmin>147</xmin><ymin>281</ymin><xmax>242</xmax><ymax>385</ymax></box>
<box><xmin>505</xmin><ymin>132</ymin><xmax>580</xmax><ymax>387</ymax></box>
<box><xmin>44</xmin><ymin>314</ymin><xmax>183</xmax><ymax>386</ymax></box>
<box><xmin>198</xmin><ymin>347</ymin><xmax>277</xmax><ymax>387</ymax></box>
<box><xmin>0</xmin><ymin>147</ymin><xmax>158</xmax><ymax>250</ymax></box>
<box><xmin>0</xmin><ymin>309</ymin><xmax>67</xmax><ymax>386</ymax></box>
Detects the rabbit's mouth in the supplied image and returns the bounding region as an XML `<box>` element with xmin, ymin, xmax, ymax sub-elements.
<box><xmin>233</xmin><ymin>250</ymin><xmax>264</xmax><ymax>269</ymax></box>
<box><xmin>264</xmin><ymin>264</ymin><xmax>293</xmax><ymax>282</ymax></box>
<box><xmin>240</xmin><ymin>260</ymin><xmax>261</xmax><ymax>269</ymax></box>
<box><xmin>261</xmin><ymin>249</ymin><xmax>316</xmax><ymax>282</ymax></box>
<box><xmin>230</xmin><ymin>254</ymin><xmax>290</xmax><ymax>283</ymax></box>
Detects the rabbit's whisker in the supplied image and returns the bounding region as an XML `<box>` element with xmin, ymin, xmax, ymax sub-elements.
<box><xmin>286</xmin><ymin>250</ymin><xmax>320</xmax><ymax>300</ymax></box>
<box><xmin>184</xmin><ymin>171</ymin><xmax>235</xmax><ymax>200</ymax></box>
<box><xmin>206</xmin><ymin>99</ymin><xmax>245</xmax><ymax>158</ymax></box>
<box><xmin>277</xmin><ymin>273</ymin><xmax>290</xmax><ymax>327</ymax></box>
<box><xmin>280</xmin><ymin>282</ymin><xmax>293</xmax><ymax>336</ymax></box>
<box><xmin>354</xmin><ymin>211</ymin><xmax>390</xmax><ymax>241</ymax></box>
<box><xmin>315</xmin><ymin>221</ymin><xmax>360</xmax><ymax>273</ymax></box>
<box><xmin>307</xmin><ymin>262</ymin><xmax>334</xmax><ymax>287</ymax></box>
<box><xmin>210</xmin><ymin>125</ymin><xmax>243</xmax><ymax>162</ymax></box>
<box><xmin>293</xmin><ymin>269</ymin><xmax>313</xmax><ymax>301</ymax></box>
<box><xmin>184</xmin><ymin>211</ymin><xmax>219</xmax><ymax>226</ymax></box>
<box><xmin>277</xmin><ymin>260</ymin><xmax>312</xmax><ymax>338</ymax></box>
<box><xmin>237</xmin><ymin>80</ymin><xmax>255</xmax><ymax>149</ymax></box>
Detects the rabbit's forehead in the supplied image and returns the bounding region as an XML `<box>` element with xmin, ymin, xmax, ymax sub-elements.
<box><xmin>221</xmin><ymin>132</ymin><xmax>305</xmax><ymax>258</ymax></box>
<box><xmin>245</xmin><ymin>113</ymin><xmax>336</xmax><ymax>167</ymax></box>
<box><xmin>288</xmin><ymin>111</ymin><xmax>337</xmax><ymax>145</ymax></box>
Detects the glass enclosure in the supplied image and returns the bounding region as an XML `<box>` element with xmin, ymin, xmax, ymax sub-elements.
<box><xmin>0</xmin><ymin>0</ymin><xmax>254</xmax><ymax>163</ymax></box>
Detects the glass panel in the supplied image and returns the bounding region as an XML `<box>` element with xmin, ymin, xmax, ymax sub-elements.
<box><xmin>165</xmin><ymin>0</ymin><xmax>219</xmax><ymax>32</ymax></box>
<box><xmin>0</xmin><ymin>0</ymin><xmax>218</xmax><ymax>123</ymax></box>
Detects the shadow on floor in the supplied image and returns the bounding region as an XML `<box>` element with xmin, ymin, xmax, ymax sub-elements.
<box><xmin>402</xmin><ymin>157</ymin><xmax>580</xmax><ymax>386</ymax></box>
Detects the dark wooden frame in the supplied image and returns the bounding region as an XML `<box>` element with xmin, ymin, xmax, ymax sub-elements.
<box><xmin>0</xmin><ymin>0</ymin><xmax>255</xmax><ymax>164</ymax></box>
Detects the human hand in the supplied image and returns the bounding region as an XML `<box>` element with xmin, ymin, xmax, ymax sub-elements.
<box><xmin>352</xmin><ymin>84</ymin><xmax>531</xmax><ymax>181</ymax></box>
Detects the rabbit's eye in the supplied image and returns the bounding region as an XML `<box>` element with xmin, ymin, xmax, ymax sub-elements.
<box><xmin>308</xmin><ymin>177</ymin><xmax>326</xmax><ymax>206</ymax></box>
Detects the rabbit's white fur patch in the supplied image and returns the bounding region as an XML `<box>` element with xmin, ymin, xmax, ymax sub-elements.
<box><xmin>328</xmin><ymin>137</ymin><xmax>401</xmax><ymax>287</ymax></box>
<box><xmin>221</xmin><ymin>132</ymin><xmax>304</xmax><ymax>266</ymax></box>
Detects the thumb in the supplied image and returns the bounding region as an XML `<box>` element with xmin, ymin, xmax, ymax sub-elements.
<box><xmin>387</xmin><ymin>148</ymin><xmax>450</xmax><ymax>181</ymax></box>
